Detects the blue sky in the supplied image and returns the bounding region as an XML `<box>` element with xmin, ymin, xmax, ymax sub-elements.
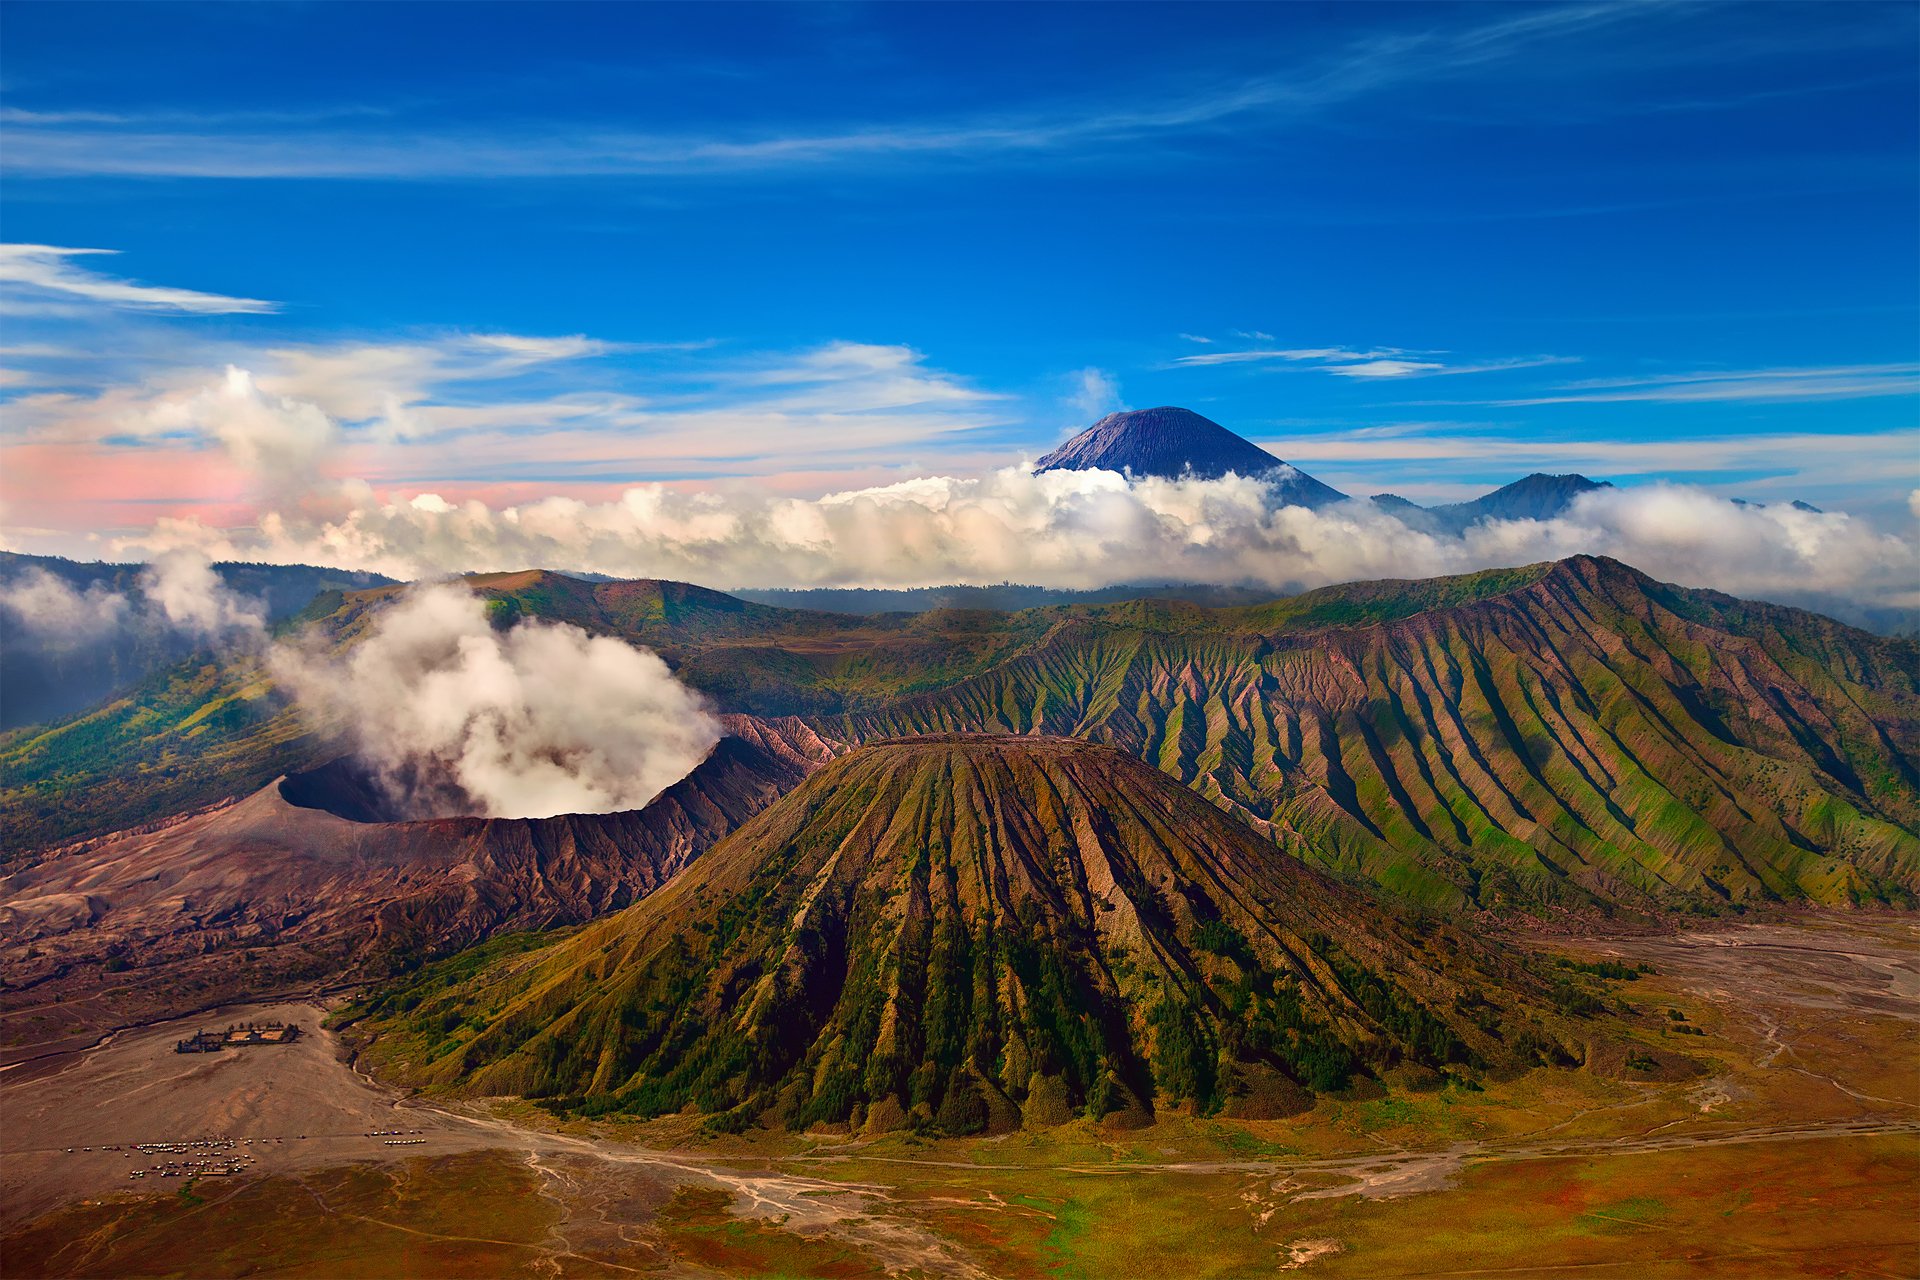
<box><xmin>1</xmin><ymin>0</ymin><xmax>1916</xmax><ymax>555</ymax></box>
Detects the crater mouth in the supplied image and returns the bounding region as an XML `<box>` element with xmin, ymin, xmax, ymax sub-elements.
<box><xmin>278</xmin><ymin>757</ymin><xmax>416</xmax><ymax>824</ymax></box>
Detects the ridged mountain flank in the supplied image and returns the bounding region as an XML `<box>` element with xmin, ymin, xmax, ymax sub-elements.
<box><xmin>836</xmin><ymin>557</ymin><xmax>1920</xmax><ymax>910</ymax></box>
<box><xmin>1036</xmin><ymin>406</ymin><xmax>1349</xmax><ymax>506</ymax></box>
<box><xmin>350</xmin><ymin>735</ymin><xmax>1560</xmax><ymax>1133</ymax></box>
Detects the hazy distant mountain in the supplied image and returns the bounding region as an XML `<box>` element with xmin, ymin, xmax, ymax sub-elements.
<box><xmin>1434</xmin><ymin>473</ymin><xmax>1613</xmax><ymax>526</ymax></box>
<box><xmin>1732</xmin><ymin>497</ymin><xmax>1826</xmax><ymax>514</ymax></box>
<box><xmin>731</xmin><ymin>582</ymin><xmax>1275</xmax><ymax>614</ymax></box>
<box><xmin>1372</xmin><ymin>474</ymin><xmax>1612</xmax><ymax>534</ymax></box>
<box><xmin>0</xmin><ymin>552</ymin><xmax>392</xmax><ymax>730</ymax></box>
<box><xmin>1036</xmin><ymin>406</ymin><xmax>1349</xmax><ymax>508</ymax></box>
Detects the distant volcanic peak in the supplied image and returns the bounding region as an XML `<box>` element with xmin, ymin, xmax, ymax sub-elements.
<box><xmin>1036</xmin><ymin>407</ymin><xmax>1348</xmax><ymax>503</ymax></box>
<box><xmin>1037</xmin><ymin>406</ymin><xmax>1281</xmax><ymax>480</ymax></box>
<box><xmin>1499</xmin><ymin>472</ymin><xmax>1610</xmax><ymax>497</ymax></box>
<box><xmin>1433</xmin><ymin>473</ymin><xmax>1612</xmax><ymax>525</ymax></box>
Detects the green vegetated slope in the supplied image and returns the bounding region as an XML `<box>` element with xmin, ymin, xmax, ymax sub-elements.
<box><xmin>0</xmin><ymin>657</ymin><xmax>316</xmax><ymax>853</ymax></box>
<box><xmin>830</xmin><ymin>557</ymin><xmax>1920</xmax><ymax>910</ymax></box>
<box><xmin>6</xmin><ymin>556</ymin><xmax>1915</xmax><ymax>914</ymax></box>
<box><xmin>348</xmin><ymin>735</ymin><xmax>1561</xmax><ymax>1132</ymax></box>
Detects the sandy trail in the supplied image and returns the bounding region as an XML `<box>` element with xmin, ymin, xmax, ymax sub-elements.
<box><xmin>2</xmin><ymin>1000</ymin><xmax>990</xmax><ymax>1276</ymax></box>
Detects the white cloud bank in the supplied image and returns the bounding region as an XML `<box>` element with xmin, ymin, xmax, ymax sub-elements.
<box><xmin>110</xmin><ymin>466</ymin><xmax>1920</xmax><ymax>628</ymax></box>
<box><xmin>271</xmin><ymin>585</ymin><xmax>721</xmax><ymax>820</ymax></box>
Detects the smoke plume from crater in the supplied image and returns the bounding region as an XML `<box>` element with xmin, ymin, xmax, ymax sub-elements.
<box><xmin>270</xmin><ymin>584</ymin><xmax>721</xmax><ymax>820</ymax></box>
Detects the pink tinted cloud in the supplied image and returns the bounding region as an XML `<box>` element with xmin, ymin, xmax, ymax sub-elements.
<box><xmin>1</xmin><ymin>440</ymin><xmax>258</xmax><ymax>531</ymax></box>
<box><xmin>2</xmin><ymin>432</ymin><xmax>1017</xmax><ymax>539</ymax></box>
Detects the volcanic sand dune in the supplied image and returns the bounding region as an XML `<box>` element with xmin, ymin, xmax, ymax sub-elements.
<box><xmin>0</xmin><ymin>999</ymin><xmax>492</xmax><ymax>1229</ymax></box>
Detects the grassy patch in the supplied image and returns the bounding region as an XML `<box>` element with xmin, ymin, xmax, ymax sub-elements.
<box><xmin>655</xmin><ymin>1185</ymin><xmax>886</xmax><ymax>1278</ymax></box>
<box><xmin>0</xmin><ymin>1152</ymin><xmax>557</xmax><ymax>1279</ymax></box>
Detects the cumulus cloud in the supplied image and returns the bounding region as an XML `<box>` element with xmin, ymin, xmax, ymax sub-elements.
<box><xmin>140</xmin><ymin>367</ymin><xmax>339</xmax><ymax>489</ymax></box>
<box><xmin>1</xmin><ymin>340</ymin><xmax>1011</xmax><ymax>524</ymax></box>
<box><xmin>105</xmin><ymin>467</ymin><xmax>1920</xmax><ymax>627</ymax></box>
<box><xmin>270</xmin><ymin>584</ymin><xmax>721</xmax><ymax>819</ymax></box>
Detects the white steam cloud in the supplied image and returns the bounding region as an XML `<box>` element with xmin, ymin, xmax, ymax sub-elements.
<box><xmin>0</xmin><ymin>570</ymin><xmax>131</xmax><ymax>639</ymax></box>
<box><xmin>270</xmin><ymin>584</ymin><xmax>722</xmax><ymax>820</ymax></box>
<box><xmin>116</xmin><ymin>467</ymin><xmax>1920</xmax><ymax>628</ymax></box>
<box><xmin>1065</xmin><ymin>368</ymin><xmax>1125</xmax><ymax>421</ymax></box>
<box><xmin>3</xmin><ymin>556</ymin><xmax>722</xmax><ymax>820</ymax></box>
<box><xmin>0</xmin><ymin>551</ymin><xmax>264</xmax><ymax>648</ymax></box>
<box><xmin>137</xmin><ymin>551</ymin><xmax>267</xmax><ymax>644</ymax></box>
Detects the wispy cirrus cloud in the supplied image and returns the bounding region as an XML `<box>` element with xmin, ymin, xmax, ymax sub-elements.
<box><xmin>0</xmin><ymin>5</ymin><xmax>1665</xmax><ymax>181</ymax></box>
<box><xmin>0</xmin><ymin>243</ymin><xmax>1018</xmax><ymax>522</ymax></box>
<box><xmin>1436</xmin><ymin>362</ymin><xmax>1920</xmax><ymax>405</ymax></box>
<box><xmin>1330</xmin><ymin>355</ymin><xmax>1579</xmax><ymax>379</ymax></box>
<box><xmin>253</xmin><ymin>333</ymin><xmax>634</xmax><ymax>429</ymax></box>
<box><xmin>1171</xmin><ymin>346</ymin><xmax>1392</xmax><ymax>368</ymax></box>
<box><xmin>1170</xmin><ymin>343</ymin><xmax>1575</xmax><ymax>380</ymax></box>
<box><xmin>0</xmin><ymin>244</ymin><xmax>279</xmax><ymax>314</ymax></box>
<box><xmin>1268</xmin><ymin>425</ymin><xmax>1918</xmax><ymax>475</ymax></box>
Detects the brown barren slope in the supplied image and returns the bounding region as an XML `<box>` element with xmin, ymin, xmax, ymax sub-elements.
<box><xmin>0</xmin><ymin>717</ymin><xmax>839</xmax><ymax>1057</ymax></box>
